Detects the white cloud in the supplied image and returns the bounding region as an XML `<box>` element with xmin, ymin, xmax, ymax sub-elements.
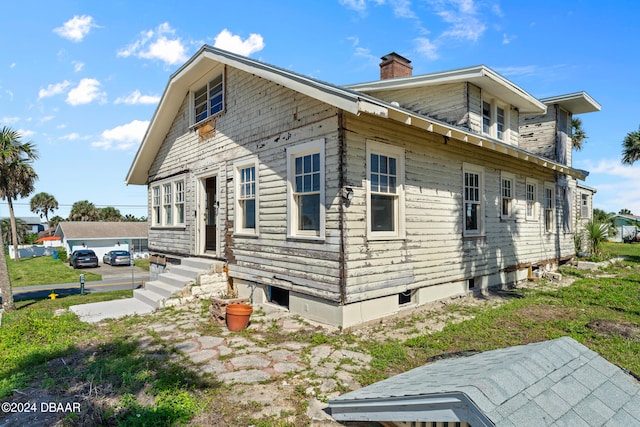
<box><xmin>117</xmin><ymin>23</ymin><xmax>188</xmax><ymax>66</ymax></box>
<box><xmin>73</xmin><ymin>61</ymin><xmax>85</xmax><ymax>72</ymax></box>
<box><xmin>53</xmin><ymin>15</ymin><xmax>98</xmax><ymax>42</ymax></box>
<box><xmin>66</xmin><ymin>78</ymin><xmax>106</xmax><ymax>106</ymax></box>
<box><xmin>60</xmin><ymin>132</ymin><xmax>81</xmax><ymax>141</ymax></box>
<box><xmin>213</xmin><ymin>29</ymin><xmax>265</xmax><ymax>56</ymax></box>
<box><xmin>91</xmin><ymin>120</ymin><xmax>149</xmax><ymax>150</ymax></box>
<box><xmin>38</xmin><ymin>80</ymin><xmax>71</xmax><ymax>99</ymax></box>
<box><xmin>1</xmin><ymin>116</ymin><xmax>20</xmax><ymax>125</ymax></box>
<box><xmin>581</xmin><ymin>158</ymin><xmax>640</xmax><ymax>180</ymax></box>
<box><xmin>495</xmin><ymin>65</ymin><xmax>538</xmax><ymax>77</ymax></box>
<box><xmin>10</xmin><ymin>63</ymin><xmax>15</xmax><ymax>69</ymax></box>
<box><xmin>114</xmin><ymin>90</ymin><xmax>160</xmax><ymax>105</ymax></box>
<box><xmin>502</xmin><ymin>33</ymin><xmax>515</xmax><ymax>44</ymax></box>
<box><xmin>18</xmin><ymin>129</ymin><xmax>35</xmax><ymax>138</ymax></box>
<box><xmin>339</xmin><ymin>0</ymin><xmax>367</xmax><ymax>11</ymax></box>
<box><xmin>415</xmin><ymin>37</ymin><xmax>439</xmax><ymax>60</ymax></box>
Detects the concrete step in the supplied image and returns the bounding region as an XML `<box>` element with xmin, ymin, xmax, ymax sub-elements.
<box><xmin>158</xmin><ymin>272</ymin><xmax>194</xmax><ymax>288</ymax></box>
<box><xmin>181</xmin><ymin>257</ymin><xmax>223</xmax><ymax>272</ymax></box>
<box><xmin>134</xmin><ymin>288</ymin><xmax>165</xmax><ymax>308</ymax></box>
<box><xmin>169</xmin><ymin>264</ymin><xmax>205</xmax><ymax>280</ymax></box>
<box><xmin>145</xmin><ymin>280</ymin><xmax>184</xmax><ymax>299</ymax></box>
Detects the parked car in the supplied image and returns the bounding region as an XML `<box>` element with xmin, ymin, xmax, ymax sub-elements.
<box><xmin>69</xmin><ymin>249</ymin><xmax>99</xmax><ymax>269</ymax></box>
<box><xmin>103</xmin><ymin>250</ymin><xmax>132</xmax><ymax>266</ymax></box>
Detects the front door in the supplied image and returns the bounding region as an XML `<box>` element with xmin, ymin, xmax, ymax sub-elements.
<box><xmin>204</xmin><ymin>177</ymin><xmax>217</xmax><ymax>253</ymax></box>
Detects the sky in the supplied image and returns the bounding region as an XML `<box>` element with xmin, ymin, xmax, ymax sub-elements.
<box><xmin>1</xmin><ymin>0</ymin><xmax>639</xmax><ymax>223</ymax></box>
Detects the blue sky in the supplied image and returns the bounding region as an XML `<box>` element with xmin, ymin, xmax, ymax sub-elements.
<box><xmin>2</xmin><ymin>0</ymin><xmax>639</xmax><ymax>222</ymax></box>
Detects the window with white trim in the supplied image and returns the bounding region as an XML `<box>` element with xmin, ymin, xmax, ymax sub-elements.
<box><xmin>544</xmin><ymin>183</ymin><xmax>555</xmax><ymax>232</ymax></box>
<box><xmin>481</xmin><ymin>99</ymin><xmax>509</xmax><ymax>141</ymax></box>
<box><xmin>193</xmin><ymin>74</ymin><xmax>224</xmax><ymax>125</ymax></box>
<box><xmin>287</xmin><ymin>140</ymin><xmax>325</xmax><ymax>239</ymax></box>
<box><xmin>152</xmin><ymin>186</ymin><xmax>161</xmax><ymax>226</ymax></box>
<box><xmin>367</xmin><ymin>141</ymin><xmax>405</xmax><ymax>239</ymax></box>
<box><xmin>463</xmin><ymin>163</ymin><xmax>484</xmax><ymax>236</ymax></box>
<box><xmin>501</xmin><ymin>172</ymin><xmax>515</xmax><ymax>219</ymax></box>
<box><xmin>175</xmin><ymin>180</ymin><xmax>185</xmax><ymax>225</ymax></box>
<box><xmin>235</xmin><ymin>159</ymin><xmax>258</xmax><ymax>235</ymax></box>
<box><xmin>163</xmin><ymin>183</ymin><xmax>172</xmax><ymax>225</ymax></box>
<box><xmin>580</xmin><ymin>193</ymin><xmax>589</xmax><ymax>218</ymax></box>
<box><xmin>526</xmin><ymin>179</ymin><xmax>538</xmax><ymax>220</ymax></box>
<box><xmin>151</xmin><ymin>178</ymin><xmax>186</xmax><ymax>227</ymax></box>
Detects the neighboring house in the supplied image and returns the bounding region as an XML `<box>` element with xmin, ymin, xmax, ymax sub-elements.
<box><xmin>34</xmin><ymin>236</ymin><xmax>62</xmax><ymax>247</ymax></box>
<box><xmin>1</xmin><ymin>216</ymin><xmax>45</xmax><ymax>234</ymax></box>
<box><xmin>54</xmin><ymin>222</ymin><xmax>149</xmax><ymax>261</ymax></box>
<box><xmin>611</xmin><ymin>213</ymin><xmax>640</xmax><ymax>242</ymax></box>
<box><xmin>328</xmin><ymin>337</ymin><xmax>640</xmax><ymax>426</ymax></box>
<box><xmin>126</xmin><ymin>46</ymin><xmax>600</xmax><ymax>327</ymax></box>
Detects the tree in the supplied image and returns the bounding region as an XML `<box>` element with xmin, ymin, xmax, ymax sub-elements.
<box><xmin>0</xmin><ymin>218</ymin><xmax>29</xmax><ymax>245</ymax></box>
<box><xmin>571</xmin><ymin>118</ymin><xmax>587</xmax><ymax>151</ymax></box>
<box><xmin>0</xmin><ymin>126</ymin><xmax>39</xmax><ymax>263</ymax></box>
<box><xmin>0</xmin><ymin>226</ymin><xmax>14</xmax><ymax>311</ymax></box>
<box><xmin>123</xmin><ymin>214</ymin><xmax>146</xmax><ymax>222</ymax></box>
<box><xmin>99</xmin><ymin>206</ymin><xmax>122</xmax><ymax>222</ymax></box>
<box><xmin>49</xmin><ymin>215</ymin><xmax>64</xmax><ymax>231</ymax></box>
<box><xmin>622</xmin><ymin>126</ymin><xmax>640</xmax><ymax>165</ymax></box>
<box><xmin>619</xmin><ymin>208</ymin><xmax>632</xmax><ymax>215</ymax></box>
<box><xmin>69</xmin><ymin>200</ymin><xmax>99</xmax><ymax>221</ymax></box>
<box><xmin>30</xmin><ymin>192</ymin><xmax>58</xmax><ymax>229</ymax></box>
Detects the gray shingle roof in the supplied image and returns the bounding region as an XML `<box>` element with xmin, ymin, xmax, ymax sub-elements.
<box><xmin>328</xmin><ymin>337</ymin><xmax>640</xmax><ymax>426</ymax></box>
<box><xmin>54</xmin><ymin>221</ymin><xmax>148</xmax><ymax>240</ymax></box>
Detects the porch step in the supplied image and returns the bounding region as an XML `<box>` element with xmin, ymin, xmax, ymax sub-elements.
<box><xmin>133</xmin><ymin>288</ymin><xmax>166</xmax><ymax>309</ymax></box>
<box><xmin>144</xmin><ymin>279</ymin><xmax>185</xmax><ymax>298</ymax></box>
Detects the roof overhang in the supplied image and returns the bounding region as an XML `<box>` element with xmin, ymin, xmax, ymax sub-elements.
<box><xmin>346</xmin><ymin>65</ymin><xmax>547</xmax><ymax>114</ymax></box>
<box><xmin>541</xmin><ymin>92</ymin><xmax>601</xmax><ymax>114</ymax></box>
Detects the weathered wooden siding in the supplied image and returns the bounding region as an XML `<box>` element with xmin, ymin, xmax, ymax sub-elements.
<box><xmin>147</xmin><ymin>66</ymin><xmax>343</xmax><ymax>300</ymax></box>
<box><xmin>519</xmin><ymin>107</ymin><xmax>557</xmax><ymax>160</ymax></box>
<box><xmin>341</xmin><ymin>113</ymin><xmax>574</xmax><ymax>303</ymax></box>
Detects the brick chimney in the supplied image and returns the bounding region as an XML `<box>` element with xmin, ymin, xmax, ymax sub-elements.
<box><xmin>380</xmin><ymin>52</ymin><xmax>413</xmax><ymax>80</ymax></box>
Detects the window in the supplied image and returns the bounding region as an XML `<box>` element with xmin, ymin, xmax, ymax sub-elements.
<box><xmin>151</xmin><ymin>178</ymin><xmax>187</xmax><ymax>227</ymax></box>
<box><xmin>175</xmin><ymin>181</ymin><xmax>185</xmax><ymax>225</ymax></box>
<box><xmin>481</xmin><ymin>99</ymin><xmax>508</xmax><ymax>141</ymax></box>
<box><xmin>152</xmin><ymin>186</ymin><xmax>161</xmax><ymax>226</ymax></box>
<box><xmin>463</xmin><ymin>163</ymin><xmax>484</xmax><ymax>236</ymax></box>
<box><xmin>194</xmin><ymin>74</ymin><xmax>224</xmax><ymax>124</ymax></box>
<box><xmin>544</xmin><ymin>184</ymin><xmax>555</xmax><ymax>232</ymax></box>
<box><xmin>163</xmin><ymin>183</ymin><xmax>172</xmax><ymax>225</ymax></box>
<box><xmin>501</xmin><ymin>172</ymin><xmax>515</xmax><ymax>219</ymax></box>
<box><xmin>235</xmin><ymin>159</ymin><xmax>258</xmax><ymax>235</ymax></box>
<box><xmin>581</xmin><ymin>193</ymin><xmax>589</xmax><ymax>218</ymax></box>
<box><xmin>526</xmin><ymin>180</ymin><xmax>537</xmax><ymax>220</ymax></box>
<box><xmin>367</xmin><ymin>141</ymin><xmax>405</xmax><ymax>239</ymax></box>
<box><xmin>287</xmin><ymin>140</ymin><xmax>325</xmax><ymax>239</ymax></box>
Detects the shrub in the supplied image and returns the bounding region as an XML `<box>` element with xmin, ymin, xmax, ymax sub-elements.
<box><xmin>55</xmin><ymin>247</ymin><xmax>67</xmax><ymax>262</ymax></box>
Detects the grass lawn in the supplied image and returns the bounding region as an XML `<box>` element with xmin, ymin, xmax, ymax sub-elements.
<box><xmin>6</xmin><ymin>256</ymin><xmax>101</xmax><ymax>287</ymax></box>
<box><xmin>1</xmin><ymin>242</ymin><xmax>639</xmax><ymax>425</ymax></box>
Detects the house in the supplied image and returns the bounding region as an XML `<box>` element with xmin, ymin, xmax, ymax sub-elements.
<box><xmin>327</xmin><ymin>337</ymin><xmax>640</xmax><ymax>426</ymax></box>
<box><xmin>54</xmin><ymin>222</ymin><xmax>149</xmax><ymax>261</ymax></box>
<box><xmin>611</xmin><ymin>213</ymin><xmax>640</xmax><ymax>242</ymax></box>
<box><xmin>126</xmin><ymin>46</ymin><xmax>600</xmax><ymax>328</ymax></box>
<box><xmin>1</xmin><ymin>216</ymin><xmax>45</xmax><ymax>234</ymax></box>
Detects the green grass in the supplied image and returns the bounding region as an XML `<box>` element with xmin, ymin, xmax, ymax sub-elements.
<box><xmin>6</xmin><ymin>256</ymin><xmax>102</xmax><ymax>286</ymax></box>
<box><xmin>134</xmin><ymin>258</ymin><xmax>150</xmax><ymax>271</ymax></box>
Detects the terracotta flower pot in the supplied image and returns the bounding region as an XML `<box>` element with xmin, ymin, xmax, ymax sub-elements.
<box><xmin>225</xmin><ymin>303</ymin><xmax>253</xmax><ymax>331</ymax></box>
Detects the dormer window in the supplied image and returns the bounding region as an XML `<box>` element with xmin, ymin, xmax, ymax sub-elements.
<box><xmin>482</xmin><ymin>99</ymin><xmax>509</xmax><ymax>142</ymax></box>
<box><xmin>194</xmin><ymin>74</ymin><xmax>224</xmax><ymax>124</ymax></box>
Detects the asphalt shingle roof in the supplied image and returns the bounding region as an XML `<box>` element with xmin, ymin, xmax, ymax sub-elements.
<box><xmin>55</xmin><ymin>221</ymin><xmax>148</xmax><ymax>240</ymax></box>
<box><xmin>328</xmin><ymin>337</ymin><xmax>640</xmax><ymax>426</ymax></box>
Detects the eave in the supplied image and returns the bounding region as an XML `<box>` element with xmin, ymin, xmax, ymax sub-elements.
<box><xmin>540</xmin><ymin>91</ymin><xmax>601</xmax><ymax>115</ymax></box>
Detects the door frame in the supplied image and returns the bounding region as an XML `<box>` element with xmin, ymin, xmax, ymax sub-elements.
<box><xmin>196</xmin><ymin>170</ymin><xmax>221</xmax><ymax>257</ymax></box>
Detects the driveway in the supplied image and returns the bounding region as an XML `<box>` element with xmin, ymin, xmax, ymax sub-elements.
<box><xmin>71</xmin><ymin>262</ymin><xmax>149</xmax><ymax>280</ymax></box>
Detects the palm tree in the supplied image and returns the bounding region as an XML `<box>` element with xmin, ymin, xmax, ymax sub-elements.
<box><xmin>0</xmin><ymin>126</ymin><xmax>39</xmax><ymax>263</ymax></box>
<box><xmin>49</xmin><ymin>215</ymin><xmax>65</xmax><ymax>232</ymax></box>
<box><xmin>622</xmin><ymin>126</ymin><xmax>640</xmax><ymax>165</ymax></box>
<box><xmin>0</xmin><ymin>228</ymin><xmax>14</xmax><ymax>311</ymax></box>
<box><xmin>99</xmin><ymin>206</ymin><xmax>122</xmax><ymax>222</ymax></box>
<box><xmin>69</xmin><ymin>200</ymin><xmax>99</xmax><ymax>221</ymax></box>
<box><xmin>30</xmin><ymin>192</ymin><xmax>58</xmax><ymax>229</ymax></box>
<box><xmin>571</xmin><ymin>118</ymin><xmax>587</xmax><ymax>151</ymax></box>
<box><xmin>0</xmin><ymin>218</ymin><xmax>30</xmax><ymax>245</ymax></box>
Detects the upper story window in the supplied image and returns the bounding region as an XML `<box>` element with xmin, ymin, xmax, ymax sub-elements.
<box><xmin>151</xmin><ymin>179</ymin><xmax>186</xmax><ymax>227</ymax></box>
<box><xmin>580</xmin><ymin>193</ymin><xmax>590</xmax><ymax>218</ymax></box>
<box><xmin>194</xmin><ymin>74</ymin><xmax>224</xmax><ymax>125</ymax></box>
<box><xmin>482</xmin><ymin>98</ymin><xmax>509</xmax><ymax>142</ymax></box>
<box><xmin>501</xmin><ymin>172</ymin><xmax>515</xmax><ymax>219</ymax></box>
<box><xmin>463</xmin><ymin>163</ymin><xmax>484</xmax><ymax>237</ymax></box>
<box><xmin>367</xmin><ymin>140</ymin><xmax>405</xmax><ymax>239</ymax></box>
<box><xmin>235</xmin><ymin>158</ymin><xmax>259</xmax><ymax>235</ymax></box>
<box><xmin>287</xmin><ymin>139</ymin><xmax>325</xmax><ymax>240</ymax></box>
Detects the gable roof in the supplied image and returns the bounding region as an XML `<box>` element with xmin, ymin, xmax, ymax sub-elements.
<box><xmin>126</xmin><ymin>45</ymin><xmax>589</xmax><ymax>185</ymax></box>
<box><xmin>54</xmin><ymin>222</ymin><xmax>148</xmax><ymax>240</ymax></box>
<box><xmin>328</xmin><ymin>337</ymin><xmax>640</xmax><ymax>426</ymax></box>
<box><xmin>346</xmin><ymin>64</ymin><xmax>547</xmax><ymax>114</ymax></box>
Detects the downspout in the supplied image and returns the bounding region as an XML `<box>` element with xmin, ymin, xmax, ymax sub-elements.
<box><xmin>338</xmin><ymin>111</ymin><xmax>347</xmax><ymax>305</ymax></box>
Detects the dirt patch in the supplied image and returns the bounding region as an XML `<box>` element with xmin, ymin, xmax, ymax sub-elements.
<box><xmin>587</xmin><ymin>319</ymin><xmax>640</xmax><ymax>340</ymax></box>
